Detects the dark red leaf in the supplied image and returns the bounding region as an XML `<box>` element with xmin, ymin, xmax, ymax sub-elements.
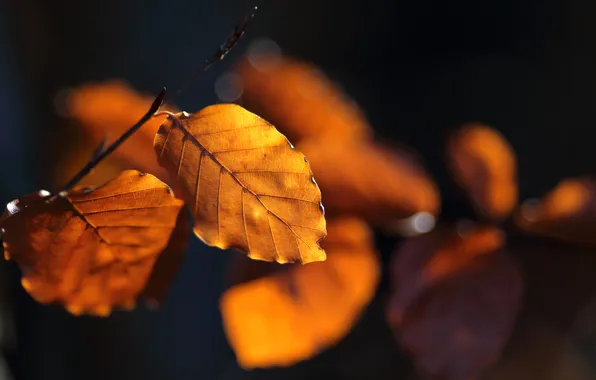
<box><xmin>387</xmin><ymin>226</ymin><xmax>523</xmax><ymax>380</ymax></box>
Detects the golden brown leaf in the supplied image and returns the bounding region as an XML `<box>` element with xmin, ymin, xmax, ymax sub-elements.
<box><xmin>388</xmin><ymin>226</ymin><xmax>523</xmax><ymax>380</ymax></box>
<box><xmin>66</xmin><ymin>80</ymin><xmax>176</xmax><ymax>180</ymax></box>
<box><xmin>220</xmin><ymin>217</ymin><xmax>379</xmax><ymax>368</ymax></box>
<box><xmin>515</xmin><ymin>178</ymin><xmax>596</xmax><ymax>247</ymax></box>
<box><xmin>447</xmin><ymin>124</ymin><xmax>518</xmax><ymax>220</ymax></box>
<box><xmin>0</xmin><ymin>170</ymin><xmax>185</xmax><ymax>316</ymax></box>
<box><xmin>236</xmin><ymin>55</ymin><xmax>372</xmax><ymax>143</ymax></box>
<box><xmin>154</xmin><ymin>105</ymin><xmax>327</xmax><ymax>264</ymax></box>
<box><xmin>298</xmin><ymin>140</ymin><xmax>440</xmax><ymax>223</ymax></box>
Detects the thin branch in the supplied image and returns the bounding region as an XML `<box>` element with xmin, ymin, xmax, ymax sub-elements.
<box><xmin>170</xmin><ymin>5</ymin><xmax>258</xmax><ymax>99</ymax></box>
<box><xmin>56</xmin><ymin>5</ymin><xmax>258</xmax><ymax>194</ymax></box>
<box><xmin>90</xmin><ymin>135</ymin><xmax>110</xmax><ymax>161</ymax></box>
<box><xmin>58</xmin><ymin>88</ymin><xmax>166</xmax><ymax>194</ymax></box>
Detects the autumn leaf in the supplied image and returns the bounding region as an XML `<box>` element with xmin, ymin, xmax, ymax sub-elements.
<box><xmin>446</xmin><ymin>124</ymin><xmax>518</xmax><ymax>221</ymax></box>
<box><xmin>220</xmin><ymin>217</ymin><xmax>379</xmax><ymax>368</ymax></box>
<box><xmin>154</xmin><ymin>104</ymin><xmax>327</xmax><ymax>264</ymax></box>
<box><xmin>515</xmin><ymin>178</ymin><xmax>596</xmax><ymax>248</ymax></box>
<box><xmin>66</xmin><ymin>80</ymin><xmax>176</xmax><ymax>180</ymax></box>
<box><xmin>0</xmin><ymin>170</ymin><xmax>185</xmax><ymax>316</ymax></box>
<box><xmin>387</xmin><ymin>226</ymin><xmax>523</xmax><ymax>380</ymax></box>
<box><xmin>236</xmin><ymin>54</ymin><xmax>372</xmax><ymax>144</ymax></box>
<box><xmin>298</xmin><ymin>140</ymin><xmax>440</xmax><ymax>224</ymax></box>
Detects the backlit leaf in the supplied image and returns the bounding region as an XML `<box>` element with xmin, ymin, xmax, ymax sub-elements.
<box><xmin>220</xmin><ymin>217</ymin><xmax>379</xmax><ymax>368</ymax></box>
<box><xmin>388</xmin><ymin>226</ymin><xmax>523</xmax><ymax>380</ymax></box>
<box><xmin>0</xmin><ymin>170</ymin><xmax>185</xmax><ymax>316</ymax></box>
<box><xmin>237</xmin><ymin>54</ymin><xmax>372</xmax><ymax>143</ymax></box>
<box><xmin>298</xmin><ymin>140</ymin><xmax>440</xmax><ymax>223</ymax></box>
<box><xmin>515</xmin><ymin>178</ymin><xmax>596</xmax><ymax>247</ymax></box>
<box><xmin>447</xmin><ymin>124</ymin><xmax>518</xmax><ymax>221</ymax></box>
<box><xmin>154</xmin><ymin>104</ymin><xmax>327</xmax><ymax>264</ymax></box>
<box><xmin>67</xmin><ymin>80</ymin><xmax>176</xmax><ymax>180</ymax></box>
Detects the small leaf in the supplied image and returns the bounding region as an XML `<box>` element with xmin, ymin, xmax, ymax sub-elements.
<box><xmin>298</xmin><ymin>140</ymin><xmax>440</xmax><ymax>224</ymax></box>
<box><xmin>154</xmin><ymin>105</ymin><xmax>327</xmax><ymax>264</ymax></box>
<box><xmin>515</xmin><ymin>178</ymin><xmax>596</xmax><ymax>247</ymax></box>
<box><xmin>0</xmin><ymin>170</ymin><xmax>185</xmax><ymax>316</ymax></box>
<box><xmin>236</xmin><ymin>54</ymin><xmax>372</xmax><ymax>143</ymax></box>
<box><xmin>447</xmin><ymin>124</ymin><xmax>518</xmax><ymax>221</ymax></box>
<box><xmin>387</xmin><ymin>226</ymin><xmax>523</xmax><ymax>380</ymax></box>
<box><xmin>67</xmin><ymin>80</ymin><xmax>177</xmax><ymax>180</ymax></box>
<box><xmin>220</xmin><ymin>217</ymin><xmax>380</xmax><ymax>368</ymax></box>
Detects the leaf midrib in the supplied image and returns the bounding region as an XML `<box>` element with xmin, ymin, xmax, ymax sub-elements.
<box><xmin>169</xmin><ymin>116</ymin><xmax>324</xmax><ymax>262</ymax></box>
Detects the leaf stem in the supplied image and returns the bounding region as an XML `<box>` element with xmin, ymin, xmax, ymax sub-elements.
<box><xmin>59</xmin><ymin>88</ymin><xmax>166</xmax><ymax>194</ymax></box>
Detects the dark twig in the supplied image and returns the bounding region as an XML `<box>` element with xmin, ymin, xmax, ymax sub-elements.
<box><xmin>170</xmin><ymin>5</ymin><xmax>258</xmax><ymax>99</ymax></box>
<box><xmin>90</xmin><ymin>135</ymin><xmax>110</xmax><ymax>161</ymax></box>
<box><xmin>56</xmin><ymin>5</ymin><xmax>258</xmax><ymax>194</ymax></box>
<box><xmin>58</xmin><ymin>88</ymin><xmax>166</xmax><ymax>194</ymax></box>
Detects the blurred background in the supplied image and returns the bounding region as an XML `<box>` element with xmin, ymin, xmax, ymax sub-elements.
<box><xmin>3</xmin><ymin>0</ymin><xmax>596</xmax><ymax>379</ymax></box>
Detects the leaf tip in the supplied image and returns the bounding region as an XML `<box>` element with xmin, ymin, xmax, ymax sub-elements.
<box><xmin>94</xmin><ymin>305</ymin><xmax>112</xmax><ymax>317</ymax></box>
<box><xmin>66</xmin><ymin>304</ymin><xmax>84</xmax><ymax>316</ymax></box>
<box><xmin>20</xmin><ymin>278</ymin><xmax>32</xmax><ymax>291</ymax></box>
<box><xmin>300</xmin><ymin>250</ymin><xmax>327</xmax><ymax>265</ymax></box>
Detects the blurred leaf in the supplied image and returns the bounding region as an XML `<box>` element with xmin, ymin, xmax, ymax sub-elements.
<box><xmin>446</xmin><ymin>124</ymin><xmax>518</xmax><ymax>221</ymax></box>
<box><xmin>67</xmin><ymin>80</ymin><xmax>177</xmax><ymax>181</ymax></box>
<box><xmin>53</xmin><ymin>137</ymin><xmax>125</xmax><ymax>189</ymax></box>
<box><xmin>0</xmin><ymin>170</ymin><xmax>185</xmax><ymax>316</ymax></box>
<box><xmin>220</xmin><ymin>217</ymin><xmax>380</xmax><ymax>368</ymax></box>
<box><xmin>298</xmin><ymin>140</ymin><xmax>440</xmax><ymax>224</ymax></box>
<box><xmin>236</xmin><ymin>54</ymin><xmax>372</xmax><ymax>144</ymax></box>
<box><xmin>142</xmin><ymin>207</ymin><xmax>190</xmax><ymax>307</ymax></box>
<box><xmin>515</xmin><ymin>178</ymin><xmax>596</xmax><ymax>248</ymax></box>
<box><xmin>154</xmin><ymin>104</ymin><xmax>327</xmax><ymax>264</ymax></box>
<box><xmin>387</xmin><ymin>226</ymin><xmax>523</xmax><ymax>380</ymax></box>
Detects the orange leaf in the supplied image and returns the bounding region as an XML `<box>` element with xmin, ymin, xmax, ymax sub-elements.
<box><xmin>515</xmin><ymin>178</ymin><xmax>596</xmax><ymax>247</ymax></box>
<box><xmin>447</xmin><ymin>124</ymin><xmax>518</xmax><ymax>220</ymax></box>
<box><xmin>298</xmin><ymin>140</ymin><xmax>440</xmax><ymax>224</ymax></box>
<box><xmin>66</xmin><ymin>80</ymin><xmax>176</xmax><ymax>181</ymax></box>
<box><xmin>154</xmin><ymin>105</ymin><xmax>327</xmax><ymax>264</ymax></box>
<box><xmin>388</xmin><ymin>226</ymin><xmax>523</xmax><ymax>380</ymax></box>
<box><xmin>0</xmin><ymin>170</ymin><xmax>185</xmax><ymax>316</ymax></box>
<box><xmin>220</xmin><ymin>217</ymin><xmax>379</xmax><ymax>368</ymax></box>
<box><xmin>236</xmin><ymin>55</ymin><xmax>372</xmax><ymax>143</ymax></box>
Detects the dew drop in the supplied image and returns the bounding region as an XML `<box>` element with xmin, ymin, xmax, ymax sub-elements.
<box><xmin>38</xmin><ymin>189</ymin><xmax>51</xmax><ymax>198</ymax></box>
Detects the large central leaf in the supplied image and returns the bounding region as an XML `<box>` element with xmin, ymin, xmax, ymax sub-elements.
<box><xmin>154</xmin><ymin>104</ymin><xmax>326</xmax><ymax>264</ymax></box>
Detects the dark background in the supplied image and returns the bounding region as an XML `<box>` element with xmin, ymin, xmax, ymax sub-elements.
<box><xmin>2</xmin><ymin>0</ymin><xmax>596</xmax><ymax>379</ymax></box>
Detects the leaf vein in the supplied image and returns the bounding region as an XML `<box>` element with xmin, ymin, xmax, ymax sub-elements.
<box><xmin>169</xmin><ymin>117</ymin><xmax>324</xmax><ymax>259</ymax></box>
<box><xmin>177</xmin><ymin>136</ymin><xmax>187</xmax><ymax>179</ymax></box>
<box><xmin>71</xmin><ymin>188</ymin><xmax>162</xmax><ymax>203</ymax></box>
<box><xmin>257</xmin><ymin>193</ymin><xmax>321</xmax><ymax>205</ymax></box>
<box><xmin>212</xmin><ymin>144</ymin><xmax>285</xmax><ymax>155</ymax></box>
